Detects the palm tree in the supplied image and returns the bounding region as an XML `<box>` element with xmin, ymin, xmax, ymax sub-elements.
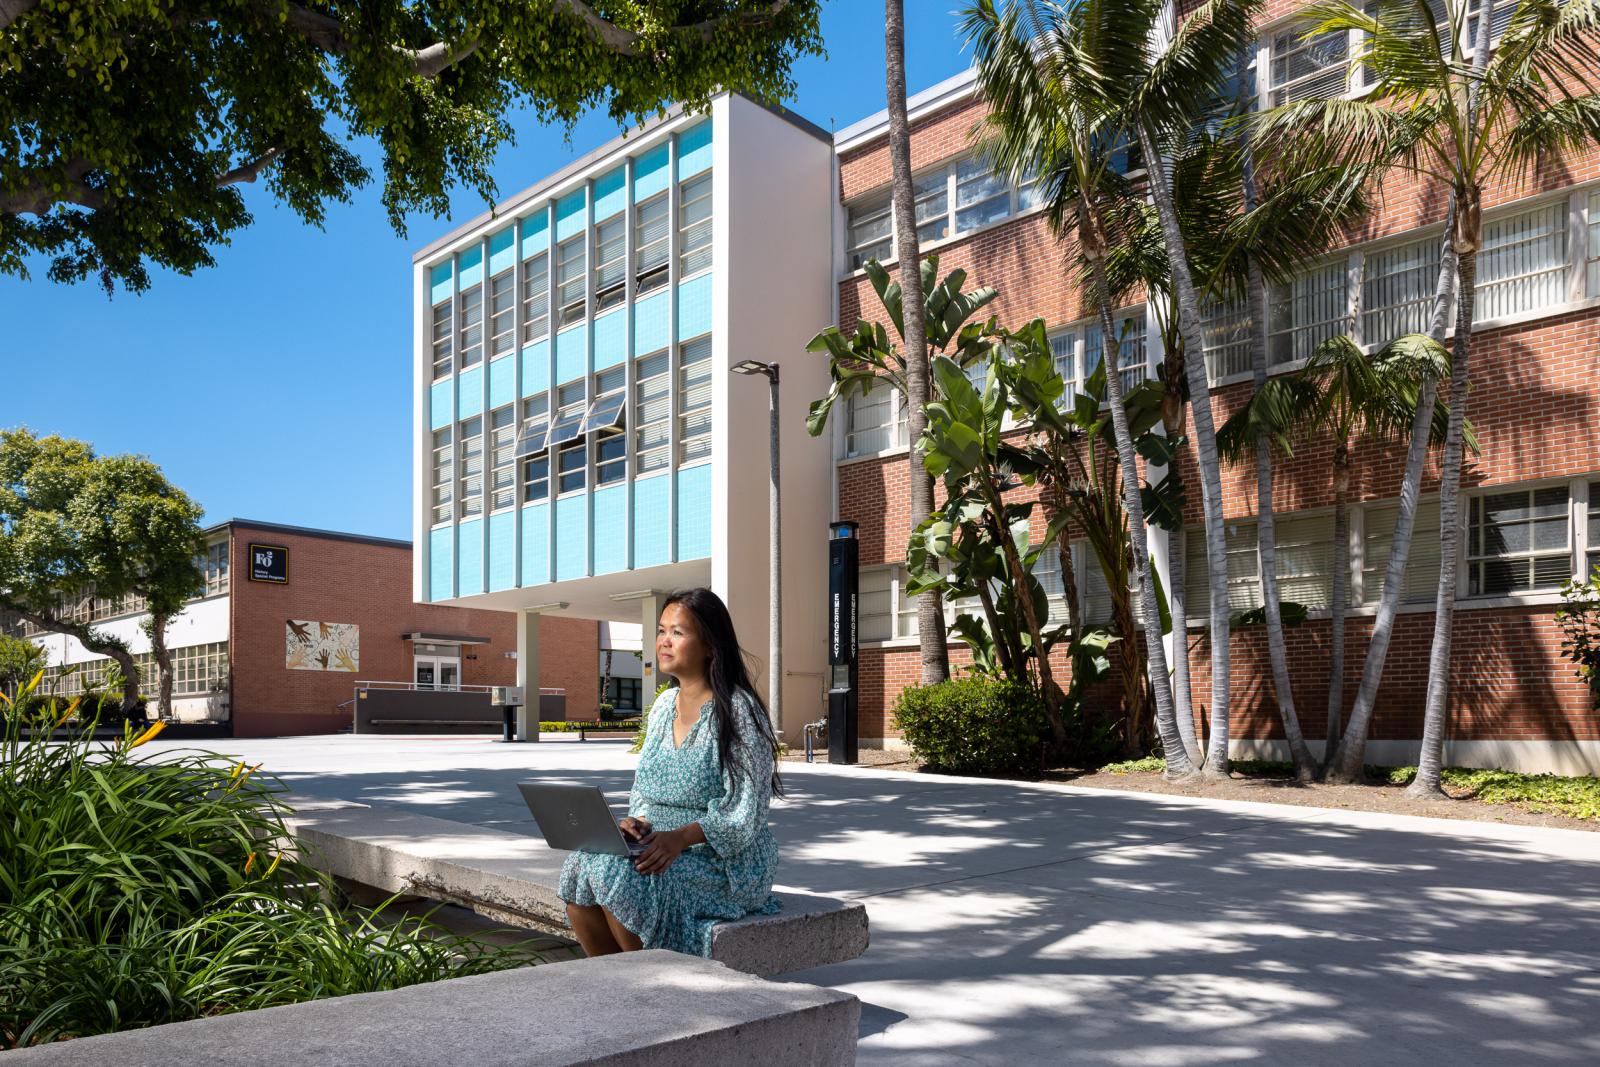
<box><xmin>1101</xmin><ymin>0</ymin><xmax>1262</xmax><ymax>777</ymax></box>
<box><xmin>964</xmin><ymin>0</ymin><xmax>1200</xmax><ymax>778</ymax></box>
<box><xmin>885</xmin><ymin>0</ymin><xmax>950</xmax><ymax>687</ymax></box>
<box><xmin>1255</xmin><ymin>0</ymin><xmax>1600</xmax><ymax>786</ymax></box>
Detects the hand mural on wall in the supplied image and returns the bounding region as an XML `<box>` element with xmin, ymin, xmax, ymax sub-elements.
<box><xmin>286</xmin><ymin>620</ymin><xmax>359</xmax><ymax>673</ymax></box>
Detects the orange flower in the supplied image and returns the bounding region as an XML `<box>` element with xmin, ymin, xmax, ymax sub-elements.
<box><xmin>126</xmin><ymin>721</ymin><xmax>167</xmax><ymax>750</ymax></box>
<box><xmin>244</xmin><ymin>851</ymin><xmax>257</xmax><ymax>874</ymax></box>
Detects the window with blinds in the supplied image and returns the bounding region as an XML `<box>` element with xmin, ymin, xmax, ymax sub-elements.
<box><xmin>1049</xmin><ymin>329</ymin><xmax>1079</xmax><ymax>400</ymax></box>
<box><xmin>634</xmin><ymin>350</ymin><xmax>671</xmax><ymax>475</ymax></box>
<box><xmin>859</xmin><ymin>566</ymin><xmax>895</xmax><ymax>642</ymax></box>
<box><xmin>1201</xmin><ymin>298</ymin><xmax>1252</xmax><ymax>382</ymax></box>
<box><xmin>457</xmin><ymin>415</ymin><xmax>484</xmax><ymax>519</ymax></box>
<box><xmin>1275</xmin><ymin>514</ymin><xmax>1336</xmax><ymax>610</ymax></box>
<box><xmin>458</xmin><ymin>284</ymin><xmax>484</xmax><ymax>369</ymax></box>
<box><xmin>1468</xmin><ymin>486</ymin><xmax>1571</xmax><ymax>595</ymax></box>
<box><xmin>431</xmin><ymin>299</ymin><xmax>453</xmax><ymax>380</ymax></box>
<box><xmin>593</xmin><ymin>212</ymin><xmax>627</xmax><ymax>313</ymax></box>
<box><xmin>489</xmin><ymin>269</ymin><xmax>516</xmax><ymax>358</ymax></box>
<box><xmin>521</xmin><ymin>252</ymin><xmax>550</xmax><ymax>342</ymax></box>
<box><xmin>1362</xmin><ymin>237</ymin><xmax>1441</xmax><ymax>344</ymax></box>
<box><xmin>955</xmin><ymin>157</ymin><xmax>1011</xmax><ymax>235</ymax></box>
<box><xmin>1475</xmin><ymin>201</ymin><xmax>1568</xmax><ymax>321</ymax></box>
<box><xmin>1185</xmin><ymin>523</ymin><xmax>1265</xmax><ymax>615</ymax></box>
<box><xmin>1084</xmin><ymin>314</ymin><xmax>1148</xmax><ymax>393</ymax></box>
<box><xmin>1034</xmin><ymin>545</ymin><xmax>1071</xmax><ymax>627</ymax></box>
<box><xmin>489</xmin><ymin>405</ymin><xmax>517</xmax><ymax>512</ymax></box>
<box><xmin>912</xmin><ymin>171</ymin><xmax>949</xmax><ymax>247</ymax></box>
<box><xmin>1268</xmin><ymin>26</ymin><xmax>1349</xmax><ymax>107</ymax></box>
<box><xmin>1589</xmin><ymin>191</ymin><xmax>1600</xmax><ymax>298</ymax></box>
<box><xmin>1268</xmin><ymin>262</ymin><xmax>1349</xmax><ymax>364</ymax></box>
<box><xmin>556</xmin><ymin>235</ymin><xmax>586</xmax><ymax>327</ymax></box>
<box><xmin>846</xmin><ymin>383</ymin><xmax>904</xmax><ymax>457</ymax></box>
<box><xmin>678</xmin><ymin>172</ymin><xmax>713</xmax><ymax>278</ymax></box>
<box><xmin>431</xmin><ymin>427</ymin><xmax>453</xmax><ymax>525</ymax></box>
<box><xmin>1588</xmin><ymin>482</ymin><xmax>1600</xmax><ymax>579</ymax></box>
<box><xmin>847</xmin><ymin>195</ymin><xmax>893</xmax><ymax>271</ymax></box>
<box><xmin>634</xmin><ymin>192</ymin><xmax>670</xmax><ymax>295</ymax></box>
<box><xmin>1363</xmin><ymin>499</ymin><xmax>1442</xmax><ymax>605</ymax></box>
<box><xmin>677</xmin><ymin>336</ymin><xmax>713</xmax><ymax>465</ymax></box>
<box><xmin>200</xmin><ymin>541</ymin><xmax>229</xmax><ymax>597</ymax></box>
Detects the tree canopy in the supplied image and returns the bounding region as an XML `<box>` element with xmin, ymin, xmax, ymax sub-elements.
<box><xmin>0</xmin><ymin>428</ymin><xmax>206</xmax><ymax>712</ymax></box>
<box><xmin>0</xmin><ymin>0</ymin><xmax>823</xmax><ymax>291</ymax></box>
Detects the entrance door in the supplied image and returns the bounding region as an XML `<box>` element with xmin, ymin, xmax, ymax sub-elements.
<box><xmin>414</xmin><ymin>655</ymin><xmax>461</xmax><ymax>691</ymax></box>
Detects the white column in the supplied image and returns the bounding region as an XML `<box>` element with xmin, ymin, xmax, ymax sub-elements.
<box><xmin>515</xmin><ymin>608</ymin><xmax>541</xmax><ymax>742</ymax></box>
<box><xmin>639</xmin><ymin>592</ymin><xmax>663</xmax><ymax>701</ymax></box>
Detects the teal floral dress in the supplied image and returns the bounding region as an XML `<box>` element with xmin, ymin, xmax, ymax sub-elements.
<box><xmin>557</xmin><ymin>686</ymin><xmax>781</xmax><ymax>956</ymax></box>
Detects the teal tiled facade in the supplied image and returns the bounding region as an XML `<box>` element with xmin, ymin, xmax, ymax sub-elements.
<box><xmin>421</xmin><ymin>119</ymin><xmax>717</xmax><ymax>602</ymax></box>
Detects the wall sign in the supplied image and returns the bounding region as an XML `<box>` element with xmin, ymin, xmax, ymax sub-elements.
<box><xmin>248</xmin><ymin>543</ymin><xmax>289</xmax><ymax>584</ymax></box>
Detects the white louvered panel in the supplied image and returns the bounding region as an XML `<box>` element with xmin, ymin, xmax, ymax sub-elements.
<box><xmin>1274</xmin><ymin>514</ymin><xmax>1335</xmax><ymax>611</ymax></box>
<box><xmin>1362</xmin><ymin>237</ymin><xmax>1441</xmax><ymax>344</ymax></box>
<box><xmin>1363</xmin><ymin>500</ymin><xmax>1441</xmax><ymax>605</ymax></box>
<box><xmin>1475</xmin><ymin>201</ymin><xmax>1567</xmax><ymax>321</ymax></box>
<box><xmin>1201</xmin><ymin>298</ymin><xmax>1252</xmax><ymax>382</ymax></box>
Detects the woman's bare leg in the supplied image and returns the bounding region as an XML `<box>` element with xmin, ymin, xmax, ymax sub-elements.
<box><xmin>567</xmin><ymin>903</ymin><xmax>623</xmax><ymax>956</ymax></box>
<box><xmin>601</xmin><ymin>906</ymin><xmax>644</xmax><ymax>952</ymax></box>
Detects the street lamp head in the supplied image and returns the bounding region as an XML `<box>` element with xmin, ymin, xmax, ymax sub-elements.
<box><xmin>731</xmin><ymin>359</ymin><xmax>778</xmax><ymax>380</ymax></box>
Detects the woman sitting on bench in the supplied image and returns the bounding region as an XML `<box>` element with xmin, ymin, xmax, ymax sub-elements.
<box><xmin>560</xmin><ymin>587</ymin><xmax>783</xmax><ymax>957</ymax></box>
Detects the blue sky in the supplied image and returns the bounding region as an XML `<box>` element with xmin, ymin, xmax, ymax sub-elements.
<box><xmin>1</xmin><ymin>2</ymin><xmax>972</xmax><ymax>541</ymax></box>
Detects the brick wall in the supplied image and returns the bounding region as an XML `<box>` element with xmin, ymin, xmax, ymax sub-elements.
<box><xmin>228</xmin><ymin>524</ymin><xmax>598</xmax><ymax>736</ymax></box>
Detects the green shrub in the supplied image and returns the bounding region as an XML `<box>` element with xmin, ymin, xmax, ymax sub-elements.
<box><xmin>893</xmin><ymin>677</ymin><xmax>1049</xmax><ymax>776</ymax></box>
<box><xmin>1387</xmin><ymin>765</ymin><xmax>1600</xmax><ymax>820</ymax></box>
<box><xmin>1098</xmin><ymin>755</ymin><xmax>1164</xmax><ymax>774</ymax></box>
<box><xmin>539</xmin><ymin>719</ymin><xmax>641</xmax><ymax>733</ymax></box>
<box><xmin>1557</xmin><ymin>571</ymin><xmax>1600</xmax><ymax>710</ymax></box>
<box><xmin>0</xmin><ymin>687</ymin><xmax>525</xmax><ymax>1048</ymax></box>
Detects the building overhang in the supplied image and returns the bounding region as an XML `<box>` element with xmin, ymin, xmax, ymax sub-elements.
<box><xmin>402</xmin><ymin>632</ymin><xmax>493</xmax><ymax>645</ymax></box>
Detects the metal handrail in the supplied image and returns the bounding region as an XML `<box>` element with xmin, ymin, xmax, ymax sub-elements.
<box><xmin>352</xmin><ymin>680</ymin><xmax>565</xmax><ymax>695</ymax></box>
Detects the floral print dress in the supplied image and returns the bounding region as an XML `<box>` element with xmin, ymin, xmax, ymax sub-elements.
<box><xmin>557</xmin><ymin>686</ymin><xmax>781</xmax><ymax>956</ymax></box>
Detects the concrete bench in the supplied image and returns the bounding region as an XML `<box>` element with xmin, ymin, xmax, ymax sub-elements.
<box><xmin>2</xmin><ymin>950</ymin><xmax>860</xmax><ymax>1066</ymax></box>
<box><xmin>283</xmin><ymin>795</ymin><xmax>870</xmax><ymax>978</ymax></box>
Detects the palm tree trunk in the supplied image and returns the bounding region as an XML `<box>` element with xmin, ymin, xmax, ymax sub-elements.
<box><xmin>1409</xmin><ymin>201</ymin><xmax>1480</xmax><ymax>798</ymax></box>
<box><xmin>1167</xmin><ymin>514</ymin><xmax>1199</xmax><ymax>761</ymax></box>
<box><xmin>884</xmin><ymin>0</ymin><xmax>948</xmax><ymax>686</ymax></box>
<box><xmin>1325</xmin><ymin>445</ymin><xmax>1350</xmax><ymax>753</ymax></box>
<box><xmin>1083</xmin><ymin>209</ymin><xmax>1195</xmax><ymax>779</ymax></box>
<box><xmin>1249</xmin><ymin>258</ymin><xmax>1319</xmax><ymax>781</ymax></box>
<box><xmin>1327</xmin><ymin>199</ymin><xmax>1458</xmax><ymax>782</ymax></box>
<box><xmin>1409</xmin><ymin>8</ymin><xmax>1495</xmax><ymax>797</ymax></box>
<box><xmin>1135</xmin><ymin>122</ymin><xmax>1231</xmax><ymax>777</ymax></box>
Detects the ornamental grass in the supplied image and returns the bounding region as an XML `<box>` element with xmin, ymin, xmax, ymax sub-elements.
<box><xmin>0</xmin><ymin>674</ymin><xmax>525</xmax><ymax>1048</ymax></box>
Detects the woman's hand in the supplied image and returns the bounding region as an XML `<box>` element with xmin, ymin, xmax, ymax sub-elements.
<box><xmin>633</xmin><ymin>828</ymin><xmax>687</xmax><ymax>874</ymax></box>
<box><xmin>618</xmin><ymin>816</ymin><xmax>651</xmax><ymax>842</ymax></box>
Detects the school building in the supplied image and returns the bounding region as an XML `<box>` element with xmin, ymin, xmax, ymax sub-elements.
<box><xmin>20</xmin><ymin>519</ymin><xmax>612</xmax><ymax>735</ymax></box>
<box><xmin>415</xmin><ymin>28</ymin><xmax>1600</xmax><ymax>772</ymax></box>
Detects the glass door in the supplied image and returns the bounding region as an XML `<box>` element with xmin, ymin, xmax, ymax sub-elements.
<box><xmin>413</xmin><ymin>655</ymin><xmax>461</xmax><ymax>691</ymax></box>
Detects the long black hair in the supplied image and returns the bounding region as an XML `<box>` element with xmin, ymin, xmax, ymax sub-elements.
<box><xmin>660</xmin><ymin>588</ymin><xmax>783</xmax><ymax>798</ymax></box>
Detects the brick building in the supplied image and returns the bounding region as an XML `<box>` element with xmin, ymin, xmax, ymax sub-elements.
<box><xmin>29</xmin><ymin>518</ymin><xmax>602</xmax><ymax>736</ymax></box>
<box><xmin>831</xmin><ymin>37</ymin><xmax>1600</xmax><ymax>773</ymax></box>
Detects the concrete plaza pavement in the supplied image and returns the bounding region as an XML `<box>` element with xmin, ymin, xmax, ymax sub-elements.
<box><xmin>145</xmin><ymin>733</ymin><xmax>1600</xmax><ymax>1065</ymax></box>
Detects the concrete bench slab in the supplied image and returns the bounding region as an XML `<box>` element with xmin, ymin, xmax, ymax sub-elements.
<box><xmin>2</xmin><ymin>950</ymin><xmax>860</xmax><ymax>1066</ymax></box>
<box><xmin>283</xmin><ymin>795</ymin><xmax>869</xmax><ymax>978</ymax></box>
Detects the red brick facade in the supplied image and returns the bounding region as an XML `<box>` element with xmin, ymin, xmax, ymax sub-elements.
<box><xmin>836</xmin><ymin>73</ymin><xmax>1600</xmax><ymax>753</ymax></box>
<box><xmin>226</xmin><ymin>522</ymin><xmax>598</xmax><ymax>736</ymax></box>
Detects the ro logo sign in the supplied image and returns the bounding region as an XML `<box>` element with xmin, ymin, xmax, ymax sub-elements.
<box><xmin>247</xmin><ymin>543</ymin><xmax>289</xmax><ymax>584</ymax></box>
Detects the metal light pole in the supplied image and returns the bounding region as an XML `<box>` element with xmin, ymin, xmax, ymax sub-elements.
<box><xmin>731</xmin><ymin>359</ymin><xmax>781</xmax><ymax>735</ymax></box>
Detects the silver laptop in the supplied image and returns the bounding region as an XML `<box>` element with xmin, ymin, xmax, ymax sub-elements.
<box><xmin>518</xmin><ymin>782</ymin><xmax>646</xmax><ymax>858</ymax></box>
